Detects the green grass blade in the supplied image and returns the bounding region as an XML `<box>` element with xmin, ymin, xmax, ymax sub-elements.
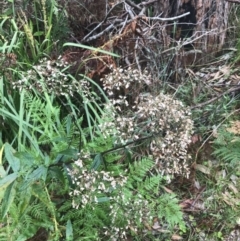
<box><xmin>63</xmin><ymin>42</ymin><xmax>120</xmax><ymax>57</ymax></box>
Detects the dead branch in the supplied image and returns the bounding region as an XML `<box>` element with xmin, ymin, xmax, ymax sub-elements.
<box><xmin>82</xmin><ymin>1</ymin><xmax>124</xmax><ymax>42</ymax></box>
<box><xmin>83</xmin><ymin>19</ymin><xmax>133</xmax><ymax>43</ymax></box>
<box><xmin>125</xmin><ymin>0</ymin><xmax>142</xmax><ymax>10</ymax></box>
<box><xmin>124</xmin><ymin>2</ymin><xmax>135</xmax><ymax>19</ymax></box>
<box><xmin>82</xmin><ymin>10</ymin><xmax>190</xmax><ymax>43</ymax></box>
<box><xmin>191</xmin><ymin>86</ymin><xmax>240</xmax><ymax>110</ymax></box>
<box><xmin>139</xmin><ymin>0</ymin><xmax>158</xmax><ymax>6</ymax></box>
<box><xmin>225</xmin><ymin>0</ymin><xmax>240</xmax><ymax>3</ymax></box>
<box><xmin>147</xmin><ymin>12</ymin><xmax>190</xmax><ymax>21</ymax></box>
<box><xmin>73</xmin><ymin>0</ymin><xmax>230</xmax><ymax>84</ymax></box>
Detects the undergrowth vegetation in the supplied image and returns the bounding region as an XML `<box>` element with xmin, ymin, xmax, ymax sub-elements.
<box><xmin>0</xmin><ymin>0</ymin><xmax>240</xmax><ymax>241</ymax></box>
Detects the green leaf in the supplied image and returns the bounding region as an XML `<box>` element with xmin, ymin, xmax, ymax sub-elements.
<box><xmin>66</xmin><ymin>220</ymin><xmax>73</xmax><ymax>241</ymax></box>
<box><xmin>96</xmin><ymin>196</ymin><xmax>110</xmax><ymax>203</ymax></box>
<box><xmin>1</xmin><ymin>180</ymin><xmax>16</xmax><ymax>219</ymax></box>
<box><xmin>27</xmin><ymin>165</ymin><xmax>48</xmax><ymax>182</ymax></box>
<box><xmin>0</xmin><ymin>145</ymin><xmax>4</xmax><ymax>166</ymax></box>
<box><xmin>48</xmin><ymin>166</ymin><xmax>67</xmax><ymax>186</ymax></box>
<box><xmin>57</xmin><ymin>148</ymin><xmax>78</xmax><ymax>159</ymax></box>
<box><xmin>7</xmin><ymin>31</ymin><xmax>17</xmax><ymax>53</ymax></box>
<box><xmin>66</xmin><ymin>114</ymin><xmax>72</xmax><ymax>135</ymax></box>
<box><xmin>63</xmin><ymin>43</ymin><xmax>120</xmax><ymax>57</ymax></box>
<box><xmin>16</xmin><ymin>235</ymin><xmax>29</xmax><ymax>241</ymax></box>
<box><xmin>91</xmin><ymin>153</ymin><xmax>103</xmax><ymax>170</ymax></box>
<box><xmin>33</xmin><ymin>31</ymin><xmax>44</xmax><ymax>36</ymax></box>
<box><xmin>31</xmin><ymin>183</ymin><xmax>51</xmax><ymax>208</ymax></box>
<box><xmin>16</xmin><ymin>151</ymin><xmax>36</xmax><ymax>169</ymax></box>
<box><xmin>0</xmin><ymin>165</ymin><xmax>6</xmax><ymax>179</ymax></box>
<box><xmin>0</xmin><ymin>172</ymin><xmax>17</xmax><ymax>192</ymax></box>
<box><xmin>0</xmin><ymin>145</ymin><xmax>6</xmax><ymax>178</ymax></box>
<box><xmin>124</xmin><ymin>148</ymin><xmax>132</xmax><ymax>164</ymax></box>
<box><xmin>158</xmin><ymin>194</ymin><xmax>184</xmax><ymax>228</ymax></box>
<box><xmin>18</xmin><ymin>189</ymin><xmax>32</xmax><ymax>217</ymax></box>
<box><xmin>4</xmin><ymin>143</ymin><xmax>20</xmax><ymax>172</ymax></box>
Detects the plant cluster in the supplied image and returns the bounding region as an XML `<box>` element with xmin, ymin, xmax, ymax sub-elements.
<box><xmin>5</xmin><ymin>0</ymin><xmax>240</xmax><ymax>240</ymax></box>
<box><xmin>68</xmin><ymin>165</ymin><xmax>128</xmax><ymax>210</ymax></box>
<box><xmin>101</xmin><ymin>67</ymin><xmax>194</xmax><ymax>178</ymax></box>
<box><xmin>65</xmin><ymin>157</ymin><xmax>186</xmax><ymax>240</ymax></box>
<box><xmin>11</xmin><ymin>57</ymin><xmax>72</xmax><ymax>95</ymax></box>
<box><xmin>0</xmin><ymin>63</ymin><xmax>188</xmax><ymax>241</ymax></box>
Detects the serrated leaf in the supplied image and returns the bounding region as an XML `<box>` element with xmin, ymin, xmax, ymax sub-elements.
<box><xmin>48</xmin><ymin>166</ymin><xmax>67</xmax><ymax>186</ymax></box>
<box><xmin>31</xmin><ymin>183</ymin><xmax>49</xmax><ymax>207</ymax></box>
<box><xmin>55</xmin><ymin>148</ymin><xmax>78</xmax><ymax>163</ymax></box>
<box><xmin>27</xmin><ymin>165</ymin><xmax>48</xmax><ymax>182</ymax></box>
<box><xmin>18</xmin><ymin>189</ymin><xmax>32</xmax><ymax>217</ymax></box>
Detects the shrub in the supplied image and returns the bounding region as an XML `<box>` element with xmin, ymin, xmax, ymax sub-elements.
<box><xmin>100</xmin><ymin>67</ymin><xmax>194</xmax><ymax>179</ymax></box>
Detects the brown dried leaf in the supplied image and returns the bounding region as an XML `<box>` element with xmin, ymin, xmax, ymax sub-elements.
<box><xmin>219</xmin><ymin>65</ymin><xmax>231</xmax><ymax>75</ymax></box>
<box><xmin>131</xmin><ymin>20</ymin><xmax>137</xmax><ymax>33</ymax></box>
<box><xmin>222</xmin><ymin>191</ymin><xmax>240</xmax><ymax>206</ymax></box>
<box><xmin>228</xmin><ymin>183</ymin><xmax>238</xmax><ymax>194</ymax></box>
<box><xmin>171</xmin><ymin>234</ymin><xmax>183</xmax><ymax>240</ymax></box>
<box><xmin>222</xmin><ymin>192</ymin><xmax>233</xmax><ymax>206</ymax></box>
<box><xmin>194</xmin><ymin>164</ymin><xmax>210</xmax><ymax>175</ymax></box>
<box><xmin>152</xmin><ymin>220</ymin><xmax>161</xmax><ymax>230</ymax></box>
<box><xmin>191</xmin><ymin>134</ymin><xmax>202</xmax><ymax>144</ymax></box>
<box><xmin>215</xmin><ymin>169</ymin><xmax>226</xmax><ymax>180</ymax></box>
<box><xmin>211</xmin><ymin>71</ymin><xmax>220</xmax><ymax>81</ymax></box>
<box><xmin>227</xmin><ymin>121</ymin><xmax>240</xmax><ymax>135</ymax></box>
<box><xmin>162</xmin><ymin>186</ymin><xmax>173</xmax><ymax>193</ymax></box>
<box><xmin>179</xmin><ymin>199</ymin><xmax>194</xmax><ymax>209</ymax></box>
<box><xmin>193</xmin><ymin>200</ymin><xmax>205</xmax><ymax>210</ymax></box>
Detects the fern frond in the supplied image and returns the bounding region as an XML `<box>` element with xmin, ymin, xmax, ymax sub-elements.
<box><xmin>158</xmin><ymin>193</ymin><xmax>184</xmax><ymax>228</ymax></box>
<box><xmin>129</xmin><ymin>158</ymin><xmax>153</xmax><ymax>179</ymax></box>
<box><xmin>139</xmin><ymin>175</ymin><xmax>162</xmax><ymax>193</ymax></box>
<box><xmin>30</xmin><ymin>202</ymin><xmax>48</xmax><ymax>220</ymax></box>
<box><xmin>213</xmin><ymin>130</ymin><xmax>240</xmax><ymax>166</ymax></box>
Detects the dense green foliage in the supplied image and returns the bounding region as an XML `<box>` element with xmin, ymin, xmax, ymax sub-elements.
<box><xmin>0</xmin><ymin>1</ymin><xmax>240</xmax><ymax>241</ymax></box>
<box><xmin>0</xmin><ymin>2</ymin><xmax>186</xmax><ymax>240</ymax></box>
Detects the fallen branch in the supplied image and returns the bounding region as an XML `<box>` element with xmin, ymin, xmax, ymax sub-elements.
<box><xmin>225</xmin><ymin>0</ymin><xmax>240</xmax><ymax>3</ymax></box>
<box><xmin>125</xmin><ymin>0</ymin><xmax>142</xmax><ymax>10</ymax></box>
<box><xmin>191</xmin><ymin>86</ymin><xmax>240</xmax><ymax>110</ymax></box>
<box><xmin>82</xmin><ymin>1</ymin><xmax>124</xmax><ymax>42</ymax></box>
<box><xmin>146</xmin><ymin>12</ymin><xmax>190</xmax><ymax>21</ymax></box>
<box><xmin>82</xmin><ymin>11</ymin><xmax>190</xmax><ymax>43</ymax></box>
<box><xmin>139</xmin><ymin>0</ymin><xmax>158</xmax><ymax>6</ymax></box>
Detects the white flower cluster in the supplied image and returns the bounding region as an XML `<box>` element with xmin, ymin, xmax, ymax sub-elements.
<box><xmin>68</xmin><ymin>162</ymin><xmax>153</xmax><ymax>240</ymax></box>
<box><xmin>68</xmin><ymin>165</ymin><xmax>127</xmax><ymax>209</ymax></box>
<box><xmin>11</xmin><ymin>57</ymin><xmax>93</xmax><ymax>98</ymax></box>
<box><xmin>101</xmin><ymin>67</ymin><xmax>194</xmax><ymax>178</ymax></box>
<box><xmin>101</xmin><ymin>66</ymin><xmax>152</xmax><ymax>113</ymax></box>
<box><xmin>12</xmin><ymin>57</ymin><xmax>72</xmax><ymax>95</ymax></box>
<box><xmin>136</xmin><ymin>94</ymin><xmax>193</xmax><ymax>178</ymax></box>
<box><xmin>104</xmin><ymin>194</ymin><xmax>151</xmax><ymax>240</ymax></box>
